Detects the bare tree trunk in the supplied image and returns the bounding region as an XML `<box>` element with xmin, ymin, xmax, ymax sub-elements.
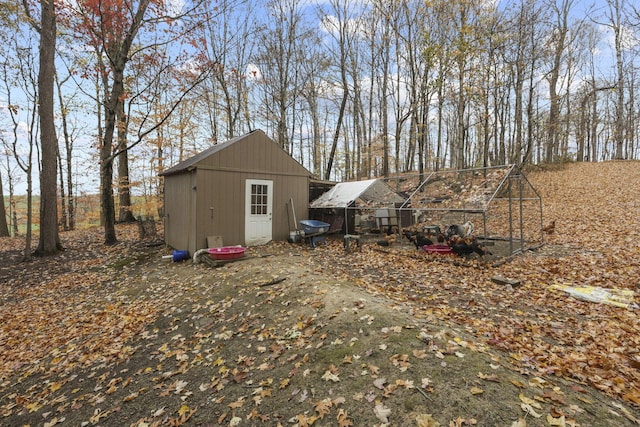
<box><xmin>523</xmin><ymin>57</ymin><xmax>537</xmax><ymax>166</ymax></box>
<box><xmin>352</xmin><ymin>59</ymin><xmax>367</xmax><ymax>179</ymax></box>
<box><xmin>0</xmin><ymin>175</ymin><xmax>9</xmax><ymax>237</ymax></box>
<box><xmin>417</xmin><ymin>110</ymin><xmax>425</xmax><ymax>179</ymax></box>
<box><xmin>590</xmin><ymin>79</ymin><xmax>599</xmax><ymax>162</ymax></box>
<box><xmin>101</xmin><ymin>67</ymin><xmax>124</xmax><ymax>245</ymax></box>
<box><xmin>626</xmin><ymin>71</ymin><xmax>635</xmax><ymax>159</ymax></box>
<box><xmin>482</xmin><ymin>86</ymin><xmax>490</xmax><ymax>168</ymax></box>
<box><xmin>36</xmin><ymin>0</ymin><xmax>61</xmax><ymax>255</ymax></box>
<box><xmin>155</xmin><ymin>126</ymin><xmax>165</xmax><ymax>219</ymax></box>
<box><xmin>325</xmin><ymin>0</ymin><xmax>351</xmax><ymax>180</ymax></box>
<box><xmin>117</xmin><ymin>149</ymin><xmax>136</xmax><ymax>222</ymax></box>
<box><xmin>351</xmin><ymin>81</ymin><xmax>363</xmax><ymax>178</ymax></box>
<box><xmin>326</xmin><ymin>91</ymin><xmax>348</xmax><ymax>180</ymax></box>
<box><xmin>456</xmin><ymin>65</ymin><xmax>466</xmax><ymax>169</ymax></box>
<box><xmin>611</xmin><ymin>0</ymin><xmax>625</xmax><ymax>159</ymax></box>
<box><xmin>10</xmin><ymin>182</ymin><xmax>19</xmax><ymax>236</ymax></box>
<box><xmin>117</xmin><ymin>100</ymin><xmax>136</xmax><ymax>223</ymax></box>
<box><xmin>66</xmin><ymin>138</ymin><xmax>75</xmax><ymax>230</ymax></box>
<box><xmin>57</xmin><ymin>140</ymin><xmax>67</xmax><ymax>230</ymax></box>
<box><xmin>577</xmin><ymin>92</ymin><xmax>588</xmax><ymax>162</ymax></box>
<box><xmin>301</xmin><ymin>73</ymin><xmax>322</xmax><ymax>177</ymax></box>
<box><xmin>55</xmin><ymin>72</ymin><xmax>73</xmax><ymax>230</ymax></box>
<box><xmin>436</xmin><ymin>81</ymin><xmax>445</xmax><ymax>171</ymax></box>
<box><xmin>379</xmin><ymin>7</ymin><xmax>390</xmax><ymax>177</ymax></box>
<box><xmin>544</xmin><ymin>0</ymin><xmax>572</xmax><ymax>163</ymax></box>
<box><xmin>100</xmin><ymin>152</ymin><xmax>117</xmax><ymax>244</ymax></box>
<box><xmin>25</xmin><ymin>172</ymin><xmax>33</xmax><ymax>259</ymax></box>
<box><xmin>511</xmin><ymin>15</ymin><xmax>526</xmax><ymax>165</ymax></box>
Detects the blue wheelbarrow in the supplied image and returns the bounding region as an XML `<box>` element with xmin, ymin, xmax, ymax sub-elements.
<box><xmin>299</xmin><ymin>220</ymin><xmax>330</xmax><ymax>248</ymax></box>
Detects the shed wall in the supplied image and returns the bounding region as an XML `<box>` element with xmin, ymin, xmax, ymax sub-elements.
<box><xmin>164</xmin><ymin>171</ymin><xmax>195</xmax><ymax>252</ymax></box>
<box><xmin>194</xmin><ymin>170</ymin><xmax>308</xmax><ymax>249</ymax></box>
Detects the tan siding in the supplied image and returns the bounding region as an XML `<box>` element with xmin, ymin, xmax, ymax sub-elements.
<box><xmin>200</xmin><ymin>132</ymin><xmax>309</xmax><ymax>178</ymax></box>
<box><xmin>190</xmin><ymin>170</ymin><xmax>308</xmax><ymax>248</ymax></box>
<box><xmin>164</xmin><ymin>172</ymin><xmax>194</xmax><ymax>251</ymax></box>
<box><xmin>196</xmin><ymin>170</ymin><xmax>246</xmax><ymax>247</ymax></box>
<box><xmin>271</xmin><ymin>173</ymin><xmax>309</xmax><ymax>239</ymax></box>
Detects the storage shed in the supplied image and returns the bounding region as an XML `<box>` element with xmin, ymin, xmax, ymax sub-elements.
<box><xmin>160</xmin><ymin>129</ymin><xmax>311</xmax><ymax>253</ymax></box>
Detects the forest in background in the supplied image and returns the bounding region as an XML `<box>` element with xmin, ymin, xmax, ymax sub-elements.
<box><xmin>0</xmin><ymin>0</ymin><xmax>639</xmax><ymax>250</ymax></box>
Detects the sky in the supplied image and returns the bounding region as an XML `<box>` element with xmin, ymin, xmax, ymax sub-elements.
<box><xmin>1</xmin><ymin>0</ymin><xmax>639</xmax><ymax>197</ymax></box>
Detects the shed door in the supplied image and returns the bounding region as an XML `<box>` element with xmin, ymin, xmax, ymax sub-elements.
<box><xmin>245</xmin><ymin>179</ymin><xmax>273</xmax><ymax>246</ymax></box>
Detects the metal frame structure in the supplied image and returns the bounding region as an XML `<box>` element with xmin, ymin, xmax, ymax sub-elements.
<box><xmin>310</xmin><ymin>165</ymin><xmax>544</xmax><ymax>258</ymax></box>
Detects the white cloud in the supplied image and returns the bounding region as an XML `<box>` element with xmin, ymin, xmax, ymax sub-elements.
<box><xmin>165</xmin><ymin>0</ymin><xmax>186</xmax><ymax>17</ymax></box>
<box><xmin>601</xmin><ymin>23</ymin><xmax>639</xmax><ymax>52</ymax></box>
<box><xmin>246</xmin><ymin>63</ymin><xmax>262</xmax><ymax>80</ymax></box>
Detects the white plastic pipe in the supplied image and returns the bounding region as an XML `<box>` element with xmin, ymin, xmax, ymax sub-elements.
<box><xmin>192</xmin><ymin>248</ymin><xmax>210</xmax><ymax>264</ymax></box>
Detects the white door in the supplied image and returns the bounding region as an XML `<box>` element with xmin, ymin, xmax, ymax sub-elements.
<box><xmin>245</xmin><ymin>179</ymin><xmax>273</xmax><ymax>246</ymax></box>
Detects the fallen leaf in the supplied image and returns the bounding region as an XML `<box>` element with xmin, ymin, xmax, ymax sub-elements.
<box><xmin>322</xmin><ymin>370</ymin><xmax>340</xmax><ymax>382</ymax></box>
<box><xmin>315</xmin><ymin>398</ymin><xmax>333</xmax><ymax>419</ymax></box>
<box><xmin>543</xmin><ymin>389</ymin><xmax>567</xmax><ymax>405</ymax></box>
<box><xmin>228</xmin><ymin>397</ymin><xmax>245</xmax><ymax>409</ymax></box>
<box><xmin>416</xmin><ymin>413</ymin><xmax>440</xmax><ymax>427</ymax></box>
<box><xmin>521</xmin><ymin>403</ymin><xmax>542</xmax><ymax>418</ymax></box>
<box><xmin>477</xmin><ymin>372</ymin><xmax>500</xmax><ymax>382</ymax></box>
<box><xmin>43</xmin><ymin>417</ymin><xmax>63</xmax><ymax>427</ymax></box>
<box><xmin>519</xmin><ymin>393</ymin><xmax>542</xmax><ymax>409</ymax></box>
<box><xmin>174</xmin><ymin>380</ymin><xmax>188</xmax><ymax>394</ymax></box>
<box><xmin>413</xmin><ymin>349</ymin><xmax>428</xmax><ymax>359</ymax></box>
<box><xmin>373</xmin><ymin>378</ymin><xmax>387</xmax><ymax>390</ymax></box>
<box><xmin>374</xmin><ymin>403</ymin><xmax>391</xmax><ymax>423</ymax></box>
<box><xmin>546</xmin><ymin>414</ymin><xmax>566</xmax><ymax>426</ymax></box>
<box><xmin>337</xmin><ymin>408</ymin><xmax>353</xmax><ymax>427</ymax></box>
<box><xmin>470</xmin><ymin>386</ymin><xmax>483</xmax><ymax>395</ymax></box>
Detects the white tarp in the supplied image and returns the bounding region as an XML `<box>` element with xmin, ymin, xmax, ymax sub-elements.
<box><xmin>550</xmin><ymin>284</ymin><xmax>638</xmax><ymax>309</ymax></box>
<box><xmin>310</xmin><ymin>179</ymin><xmax>405</xmax><ymax>208</ymax></box>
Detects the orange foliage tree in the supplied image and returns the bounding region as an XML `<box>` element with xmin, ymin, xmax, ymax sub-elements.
<box><xmin>59</xmin><ymin>0</ymin><xmax>214</xmax><ymax>244</ymax></box>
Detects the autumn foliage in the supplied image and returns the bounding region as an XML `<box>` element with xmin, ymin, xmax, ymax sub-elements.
<box><xmin>0</xmin><ymin>161</ymin><xmax>639</xmax><ymax>426</ymax></box>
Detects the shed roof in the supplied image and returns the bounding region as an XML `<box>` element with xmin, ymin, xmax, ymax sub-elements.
<box><xmin>310</xmin><ymin>179</ymin><xmax>405</xmax><ymax>208</ymax></box>
<box><xmin>160</xmin><ymin>133</ymin><xmax>245</xmax><ymax>176</ymax></box>
<box><xmin>159</xmin><ymin>129</ymin><xmax>308</xmax><ymax>177</ymax></box>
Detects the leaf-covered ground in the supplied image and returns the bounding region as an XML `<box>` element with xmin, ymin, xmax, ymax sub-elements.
<box><xmin>0</xmin><ymin>161</ymin><xmax>639</xmax><ymax>427</ymax></box>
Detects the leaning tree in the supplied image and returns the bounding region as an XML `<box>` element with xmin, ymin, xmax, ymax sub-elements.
<box><xmin>62</xmin><ymin>0</ymin><xmax>217</xmax><ymax>245</ymax></box>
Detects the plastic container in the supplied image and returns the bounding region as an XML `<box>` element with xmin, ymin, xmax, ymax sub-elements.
<box><xmin>172</xmin><ymin>250</ymin><xmax>190</xmax><ymax>262</ymax></box>
<box><xmin>299</xmin><ymin>219</ymin><xmax>330</xmax><ymax>235</ymax></box>
<box><xmin>208</xmin><ymin>246</ymin><xmax>246</xmax><ymax>260</ymax></box>
<box><xmin>423</xmin><ymin>244</ymin><xmax>453</xmax><ymax>255</ymax></box>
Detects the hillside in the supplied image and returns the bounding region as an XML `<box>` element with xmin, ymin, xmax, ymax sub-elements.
<box><xmin>0</xmin><ymin>161</ymin><xmax>639</xmax><ymax>426</ymax></box>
